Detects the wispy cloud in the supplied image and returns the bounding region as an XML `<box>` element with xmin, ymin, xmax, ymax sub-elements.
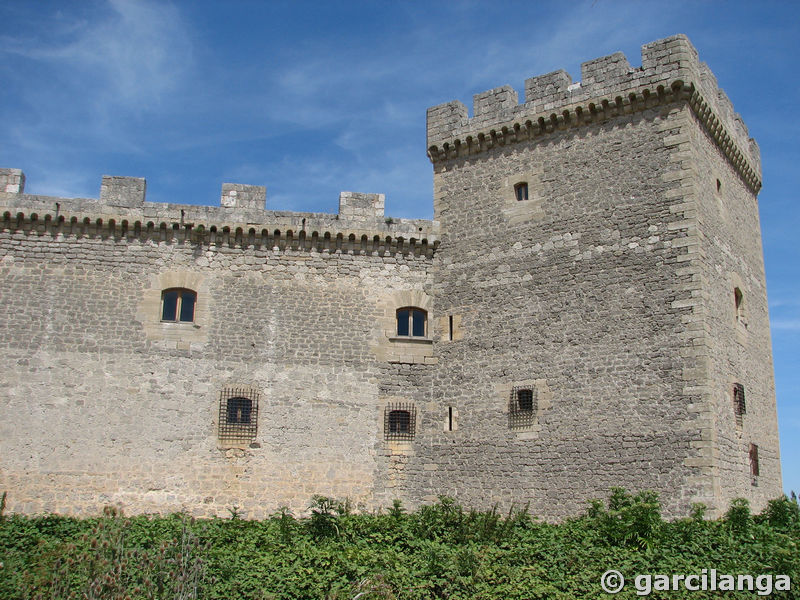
<box><xmin>2</xmin><ymin>0</ymin><xmax>193</xmax><ymax>112</ymax></box>
<box><xmin>0</xmin><ymin>0</ymin><xmax>195</xmax><ymax>197</ymax></box>
<box><xmin>772</xmin><ymin>319</ymin><xmax>800</xmax><ymax>331</ymax></box>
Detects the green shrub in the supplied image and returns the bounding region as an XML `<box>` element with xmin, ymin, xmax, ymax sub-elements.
<box><xmin>0</xmin><ymin>490</ymin><xmax>798</xmax><ymax>599</ymax></box>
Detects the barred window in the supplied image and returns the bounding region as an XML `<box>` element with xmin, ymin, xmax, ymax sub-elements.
<box><xmin>162</xmin><ymin>288</ymin><xmax>196</xmax><ymax>323</ymax></box>
<box><xmin>749</xmin><ymin>443</ymin><xmax>760</xmax><ymax>478</ymax></box>
<box><xmin>218</xmin><ymin>387</ymin><xmax>259</xmax><ymax>442</ymax></box>
<box><xmin>396</xmin><ymin>307</ymin><xmax>427</xmax><ymax>338</ymax></box>
<box><xmin>733</xmin><ymin>383</ymin><xmax>746</xmax><ymax>426</ymax></box>
<box><xmin>509</xmin><ymin>386</ymin><xmax>536</xmax><ymax>429</ymax></box>
<box><xmin>384</xmin><ymin>403</ymin><xmax>416</xmax><ymax>441</ymax></box>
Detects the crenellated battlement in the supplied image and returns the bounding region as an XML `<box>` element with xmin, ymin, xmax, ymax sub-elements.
<box><xmin>427</xmin><ymin>34</ymin><xmax>761</xmax><ymax>192</ymax></box>
<box><xmin>0</xmin><ymin>170</ymin><xmax>439</xmax><ymax>257</ymax></box>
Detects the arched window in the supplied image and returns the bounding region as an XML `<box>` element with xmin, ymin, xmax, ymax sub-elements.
<box><xmin>396</xmin><ymin>307</ymin><xmax>427</xmax><ymax>337</ymax></box>
<box><xmin>514</xmin><ymin>182</ymin><xmax>529</xmax><ymax>201</ymax></box>
<box><xmin>161</xmin><ymin>288</ymin><xmax>196</xmax><ymax>323</ymax></box>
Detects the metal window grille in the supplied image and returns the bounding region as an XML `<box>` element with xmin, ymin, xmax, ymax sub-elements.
<box><xmin>749</xmin><ymin>443</ymin><xmax>760</xmax><ymax>477</ymax></box>
<box><xmin>733</xmin><ymin>383</ymin><xmax>746</xmax><ymax>426</ymax></box>
<box><xmin>509</xmin><ymin>387</ymin><xmax>536</xmax><ymax>429</ymax></box>
<box><xmin>218</xmin><ymin>387</ymin><xmax>259</xmax><ymax>441</ymax></box>
<box><xmin>384</xmin><ymin>403</ymin><xmax>416</xmax><ymax>441</ymax></box>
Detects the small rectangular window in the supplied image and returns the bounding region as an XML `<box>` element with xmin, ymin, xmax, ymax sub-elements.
<box><xmin>396</xmin><ymin>309</ymin><xmax>410</xmax><ymax>336</ymax></box>
<box><xmin>448</xmin><ymin>315</ymin><xmax>454</xmax><ymax>341</ymax></box>
<box><xmin>180</xmin><ymin>292</ymin><xmax>196</xmax><ymax>322</ymax></box>
<box><xmin>384</xmin><ymin>403</ymin><xmax>416</xmax><ymax>441</ymax></box>
<box><xmin>733</xmin><ymin>383</ymin><xmax>746</xmax><ymax>426</ymax></box>
<box><xmin>509</xmin><ymin>386</ymin><xmax>536</xmax><ymax>429</ymax></box>
<box><xmin>412</xmin><ymin>310</ymin><xmax>425</xmax><ymax>337</ymax></box>
<box><xmin>517</xmin><ymin>389</ymin><xmax>534</xmax><ymax>411</ymax></box>
<box><xmin>514</xmin><ymin>182</ymin><xmax>529</xmax><ymax>201</ymax></box>
<box><xmin>227</xmin><ymin>397</ymin><xmax>252</xmax><ymax>424</ymax></box>
<box><xmin>162</xmin><ymin>290</ymin><xmax>179</xmax><ymax>321</ymax></box>
<box><xmin>749</xmin><ymin>443</ymin><xmax>759</xmax><ymax>478</ymax></box>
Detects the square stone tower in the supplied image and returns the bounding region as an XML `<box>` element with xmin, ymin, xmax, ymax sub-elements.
<box><xmin>423</xmin><ymin>34</ymin><xmax>779</xmax><ymax>517</ymax></box>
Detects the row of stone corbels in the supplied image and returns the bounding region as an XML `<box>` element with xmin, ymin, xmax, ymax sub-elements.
<box><xmin>0</xmin><ymin>211</ymin><xmax>439</xmax><ymax>258</ymax></box>
<box><xmin>427</xmin><ymin>80</ymin><xmax>762</xmax><ymax>195</ymax></box>
<box><xmin>688</xmin><ymin>89</ymin><xmax>761</xmax><ymax>193</ymax></box>
<box><xmin>428</xmin><ymin>81</ymin><xmax>690</xmax><ymax>160</ymax></box>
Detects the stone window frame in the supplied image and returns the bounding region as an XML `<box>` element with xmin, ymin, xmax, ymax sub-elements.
<box><xmin>501</xmin><ymin>168</ymin><xmax>545</xmax><ymax>225</ymax></box>
<box><xmin>729</xmin><ymin>272</ymin><xmax>748</xmax><ymax>337</ymax></box>
<box><xmin>385</xmin><ymin>291</ymin><xmax>433</xmax><ymax>343</ymax></box>
<box><xmin>372</xmin><ymin>290</ymin><xmax>436</xmax><ymax>365</ymax></box>
<box><xmin>138</xmin><ymin>271</ymin><xmax>210</xmax><ymax>345</ymax></box>
<box><xmin>733</xmin><ymin>286</ymin><xmax>746</xmax><ymax>327</ymax></box>
<box><xmin>496</xmin><ymin>378</ymin><xmax>552</xmax><ymax>438</ymax></box>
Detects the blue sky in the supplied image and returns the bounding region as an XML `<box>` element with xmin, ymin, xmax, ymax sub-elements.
<box><xmin>1</xmin><ymin>1</ymin><xmax>798</xmax><ymax>499</ymax></box>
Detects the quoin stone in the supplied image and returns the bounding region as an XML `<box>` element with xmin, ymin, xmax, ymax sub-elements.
<box><xmin>0</xmin><ymin>35</ymin><xmax>780</xmax><ymax>520</ymax></box>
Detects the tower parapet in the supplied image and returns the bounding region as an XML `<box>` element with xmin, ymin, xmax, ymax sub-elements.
<box><xmin>427</xmin><ymin>34</ymin><xmax>760</xmax><ymax>192</ymax></box>
<box><xmin>0</xmin><ymin>168</ymin><xmax>25</xmax><ymax>194</ymax></box>
<box><xmin>100</xmin><ymin>175</ymin><xmax>146</xmax><ymax>208</ymax></box>
<box><xmin>220</xmin><ymin>183</ymin><xmax>266</xmax><ymax>210</ymax></box>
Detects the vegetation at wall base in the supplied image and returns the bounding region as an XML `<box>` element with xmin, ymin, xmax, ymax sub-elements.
<box><xmin>0</xmin><ymin>490</ymin><xmax>798</xmax><ymax>599</ymax></box>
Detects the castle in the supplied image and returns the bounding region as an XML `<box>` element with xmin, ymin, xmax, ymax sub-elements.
<box><xmin>0</xmin><ymin>35</ymin><xmax>781</xmax><ymax>519</ymax></box>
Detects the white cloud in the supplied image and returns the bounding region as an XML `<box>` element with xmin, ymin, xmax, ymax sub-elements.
<box><xmin>2</xmin><ymin>0</ymin><xmax>193</xmax><ymax>111</ymax></box>
<box><xmin>772</xmin><ymin>319</ymin><xmax>800</xmax><ymax>331</ymax></box>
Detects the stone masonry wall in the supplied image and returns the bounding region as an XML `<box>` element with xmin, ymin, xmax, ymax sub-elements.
<box><xmin>424</xmin><ymin>106</ymin><xmax>705</xmax><ymax>518</ymax></box>
<box><xmin>687</xmin><ymin>108</ymin><xmax>781</xmax><ymax>508</ymax></box>
<box><xmin>0</xmin><ymin>188</ymin><xmax>436</xmax><ymax>517</ymax></box>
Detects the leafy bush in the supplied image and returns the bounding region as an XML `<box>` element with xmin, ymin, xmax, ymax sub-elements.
<box><xmin>0</xmin><ymin>491</ymin><xmax>798</xmax><ymax>599</ymax></box>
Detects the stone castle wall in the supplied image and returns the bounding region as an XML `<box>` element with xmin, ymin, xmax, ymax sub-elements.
<box><xmin>686</xmin><ymin>107</ymin><xmax>781</xmax><ymax>506</ymax></box>
<box><xmin>0</xmin><ymin>34</ymin><xmax>781</xmax><ymax>519</ymax></box>
<box><xmin>0</xmin><ymin>183</ymin><xmax>439</xmax><ymax>517</ymax></box>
